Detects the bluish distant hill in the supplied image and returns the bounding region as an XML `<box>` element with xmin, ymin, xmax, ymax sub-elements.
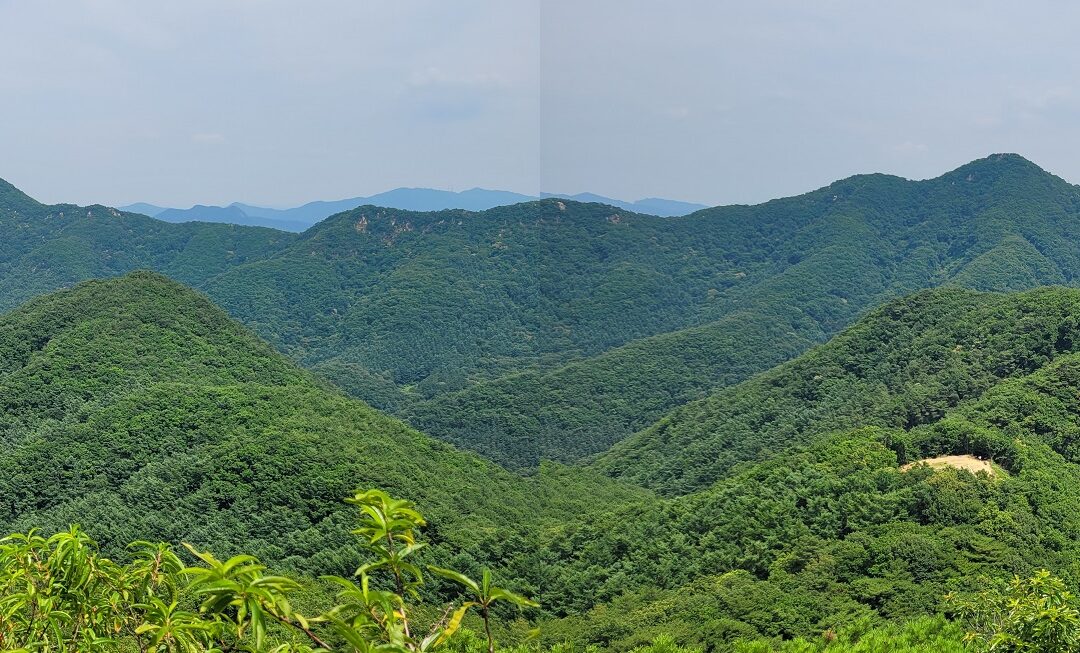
<box><xmin>121</xmin><ymin>187</ymin><xmax>708</xmax><ymax>231</ymax></box>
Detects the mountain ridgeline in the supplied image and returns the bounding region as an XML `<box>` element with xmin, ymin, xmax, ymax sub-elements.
<box><xmin>6</xmin><ymin>154</ymin><xmax>1080</xmax><ymax>472</ymax></box>
<box><xmin>403</xmin><ymin>153</ymin><xmax>1080</xmax><ymax>467</ymax></box>
<box><xmin>0</xmin><ymin>177</ymin><xmax>294</xmax><ymax>312</ymax></box>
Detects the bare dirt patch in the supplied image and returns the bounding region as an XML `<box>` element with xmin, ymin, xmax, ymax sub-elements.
<box><xmin>900</xmin><ymin>454</ymin><xmax>996</xmax><ymax>476</ymax></box>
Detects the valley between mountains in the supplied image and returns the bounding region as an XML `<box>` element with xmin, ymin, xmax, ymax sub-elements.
<box><xmin>8</xmin><ymin>153</ymin><xmax>1080</xmax><ymax>650</ymax></box>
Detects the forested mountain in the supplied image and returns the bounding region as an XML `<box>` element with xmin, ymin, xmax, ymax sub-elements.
<box><xmin>541</xmin><ymin>286</ymin><xmax>1080</xmax><ymax>648</ymax></box>
<box><xmin>142</xmin><ymin>188</ymin><xmax>536</xmax><ymax>230</ymax></box>
<box><xmin>595</xmin><ymin>286</ymin><xmax>1080</xmax><ymax>494</ymax></box>
<box><xmin>0</xmin><ymin>272</ymin><xmax>649</xmax><ymax>591</ymax></box>
<box><xmin>202</xmin><ymin>199</ymin><xmax>762</xmax><ymax>393</ymax></box>
<box><xmin>12</xmin><ymin>273</ymin><xmax>1080</xmax><ymax>650</ymax></box>
<box><xmin>155</xmin><ymin>203</ymin><xmax>313</xmax><ymax>232</ymax></box>
<box><xmin>0</xmin><ymin>178</ymin><xmax>295</xmax><ymax>311</ymax></box>
<box><xmin>406</xmin><ymin>307</ymin><xmax>818</xmax><ymax>466</ymax></box>
<box><xmin>401</xmin><ymin>153</ymin><xmax>1080</xmax><ymax>466</ymax></box>
<box><xmin>540</xmin><ymin>192</ymin><xmax>708</xmax><ymax>216</ymax></box>
<box><xmin>7</xmin><ymin>154</ymin><xmax>1080</xmax><ymax>473</ymax></box>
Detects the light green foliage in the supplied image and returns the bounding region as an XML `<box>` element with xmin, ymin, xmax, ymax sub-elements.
<box><xmin>952</xmin><ymin>570</ymin><xmax>1080</xmax><ymax>652</ymax></box>
<box><xmin>0</xmin><ymin>490</ymin><xmax>535</xmax><ymax>652</ymax></box>
<box><xmin>349</xmin><ymin>490</ymin><xmax>429</xmax><ymax>597</ymax></box>
<box><xmin>628</xmin><ymin>635</ymin><xmax>700</xmax><ymax>653</ymax></box>
<box><xmin>428</xmin><ymin>566</ymin><xmax>538</xmax><ymax>653</ymax></box>
<box><xmin>0</xmin><ymin>527</ymin><xmax>184</xmax><ymax>651</ymax></box>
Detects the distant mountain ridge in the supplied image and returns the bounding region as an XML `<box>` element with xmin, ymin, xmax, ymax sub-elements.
<box><xmin>122</xmin><ymin>187</ymin><xmax>708</xmax><ymax>231</ymax></box>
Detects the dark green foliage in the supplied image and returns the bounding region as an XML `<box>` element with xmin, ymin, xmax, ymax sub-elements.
<box><xmin>732</xmin><ymin>617</ymin><xmax>967</xmax><ymax>652</ymax></box>
<box><xmin>597</xmin><ymin>286</ymin><xmax>1080</xmax><ymax>495</ymax></box>
<box><xmin>0</xmin><ymin>192</ymin><xmax>294</xmax><ymax>313</ymax></box>
<box><xmin>407</xmin><ymin>308</ymin><xmax>817</xmax><ymax>468</ymax></box>
<box><xmin>200</xmin><ymin>198</ymin><xmax>769</xmax><ymax>396</ymax></box>
<box><xmin>951</xmin><ymin>570</ymin><xmax>1080</xmax><ymax>652</ymax></box>
<box><xmin>0</xmin><ymin>272</ymin><xmax>645</xmax><ymax>602</ymax></box>
<box><xmin>15</xmin><ymin>154</ymin><xmax>1080</xmax><ymax>469</ymax></box>
<box><xmin>403</xmin><ymin>153</ymin><xmax>1080</xmax><ymax>466</ymax></box>
<box><xmin>528</xmin><ymin>287</ymin><xmax>1080</xmax><ymax>648</ymax></box>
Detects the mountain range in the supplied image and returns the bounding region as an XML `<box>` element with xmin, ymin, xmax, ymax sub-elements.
<box><xmin>121</xmin><ymin>188</ymin><xmax>709</xmax><ymax>231</ymax></box>
<box><xmin>9</xmin><ymin>153</ymin><xmax>1080</xmax><ymax>469</ymax></box>
<box><xmin>7</xmin><ymin>153</ymin><xmax>1080</xmax><ymax>649</ymax></box>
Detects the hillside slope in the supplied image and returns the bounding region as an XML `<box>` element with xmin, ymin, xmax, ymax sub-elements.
<box><xmin>404</xmin><ymin>153</ymin><xmax>1080</xmax><ymax>467</ymax></box>
<box><xmin>12</xmin><ymin>267</ymin><xmax>1080</xmax><ymax>650</ymax></box>
<box><xmin>406</xmin><ymin>305</ymin><xmax>819</xmax><ymax>466</ymax></box>
<box><xmin>0</xmin><ymin>180</ymin><xmax>295</xmax><ymax>311</ymax></box>
<box><xmin>535</xmin><ymin>287</ymin><xmax>1080</xmax><ymax>648</ymax></box>
<box><xmin>0</xmin><ymin>272</ymin><xmax>648</xmax><ymax>587</ymax></box>
<box><xmin>596</xmin><ymin>286</ymin><xmax>1080</xmax><ymax>494</ymax></box>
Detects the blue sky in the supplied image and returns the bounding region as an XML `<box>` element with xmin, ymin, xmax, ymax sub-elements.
<box><xmin>2</xmin><ymin>1</ymin><xmax>1080</xmax><ymax>208</ymax></box>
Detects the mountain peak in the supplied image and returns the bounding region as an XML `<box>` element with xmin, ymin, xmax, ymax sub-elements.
<box><xmin>16</xmin><ymin>270</ymin><xmax>232</xmax><ymax>327</ymax></box>
<box><xmin>945</xmin><ymin>153</ymin><xmax>1054</xmax><ymax>182</ymax></box>
<box><xmin>5</xmin><ymin>271</ymin><xmax>303</xmax><ymax>387</ymax></box>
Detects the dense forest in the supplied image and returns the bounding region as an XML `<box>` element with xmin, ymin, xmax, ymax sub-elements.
<box><xmin>12</xmin><ymin>273</ymin><xmax>1080</xmax><ymax>649</ymax></box>
<box><xmin>403</xmin><ymin>153</ymin><xmax>1080</xmax><ymax>467</ymax></box>
<box><xmin>13</xmin><ymin>157</ymin><xmax>1080</xmax><ymax>649</ymax></box>
<box><xmin>10</xmin><ymin>154</ymin><xmax>1080</xmax><ymax>470</ymax></box>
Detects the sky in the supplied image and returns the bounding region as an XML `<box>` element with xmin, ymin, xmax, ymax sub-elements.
<box><xmin>2</xmin><ymin>1</ymin><xmax>1080</xmax><ymax>208</ymax></box>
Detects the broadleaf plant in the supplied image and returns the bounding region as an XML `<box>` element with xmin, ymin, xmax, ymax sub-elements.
<box><xmin>0</xmin><ymin>489</ymin><xmax>537</xmax><ymax>652</ymax></box>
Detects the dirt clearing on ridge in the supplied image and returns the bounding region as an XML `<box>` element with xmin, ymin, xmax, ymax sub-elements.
<box><xmin>900</xmin><ymin>454</ymin><xmax>997</xmax><ymax>476</ymax></box>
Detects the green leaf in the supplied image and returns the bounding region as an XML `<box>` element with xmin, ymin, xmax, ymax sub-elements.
<box><xmin>428</xmin><ymin>566</ymin><xmax>480</xmax><ymax>595</ymax></box>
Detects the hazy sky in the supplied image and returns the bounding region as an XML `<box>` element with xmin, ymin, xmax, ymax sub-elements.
<box><xmin>3</xmin><ymin>1</ymin><xmax>1080</xmax><ymax>208</ymax></box>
